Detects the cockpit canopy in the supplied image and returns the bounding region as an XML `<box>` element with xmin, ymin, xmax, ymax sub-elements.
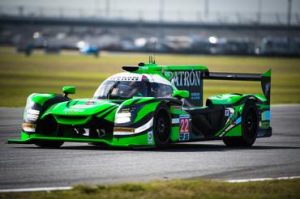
<box><xmin>93</xmin><ymin>72</ymin><xmax>174</xmax><ymax>99</ymax></box>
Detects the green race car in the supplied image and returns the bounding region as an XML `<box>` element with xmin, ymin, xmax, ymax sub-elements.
<box><xmin>8</xmin><ymin>60</ymin><xmax>272</xmax><ymax>148</ymax></box>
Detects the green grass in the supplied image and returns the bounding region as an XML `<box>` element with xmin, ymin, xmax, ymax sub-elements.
<box><xmin>0</xmin><ymin>179</ymin><xmax>299</xmax><ymax>199</ymax></box>
<box><xmin>0</xmin><ymin>47</ymin><xmax>299</xmax><ymax>106</ymax></box>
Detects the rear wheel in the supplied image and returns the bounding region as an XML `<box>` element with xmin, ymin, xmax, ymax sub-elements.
<box><xmin>223</xmin><ymin>100</ymin><xmax>258</xmax><ymax>147</ymax></box>
<box><xmin>153</xmin><ymin>105</ymin><xmax>171</xmax><ymax>148</ymax></box>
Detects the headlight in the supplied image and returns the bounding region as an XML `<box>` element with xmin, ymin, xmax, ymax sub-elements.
<box><xmin>22</xmin><ymin>123</ymin><xmax>36</xmax><ymax>133</ymax></box>
<box><xmin>115</xmin><ymin>111</ymin><xmax>131</xmax><ymax>124</ymax></box>
<box><xmin>24</xmin><ymin>109</ymin><xmax>40</xmax><ymax>121</ymax></box>
<box><xmin>23</xmin><ymin>107</ymin><xmax>40</xmax><ymax>132</ymax></box>
<box><xmin>22</xmin><ymin>95</ymin><xmax>41</xmax><ymax>133</ymax></box>
<box><xmin>23</xmin><ymin>96</ymin><xmax>40</xmax><ymax>122</ymax></box>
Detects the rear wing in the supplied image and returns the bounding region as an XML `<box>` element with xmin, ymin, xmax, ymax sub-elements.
<box><xmin>122</xmin><ymin>63</ymin><xmax>271</xmax><ymax>106</ymax></box>
<box><xmin>204</xmin><ymin>69</ymin><xmax>272</xmax><ymax>104</ymax></box>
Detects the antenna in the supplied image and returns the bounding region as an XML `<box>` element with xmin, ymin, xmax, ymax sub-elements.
<box><xmin>149</xmin><ymin>55</ymin><xmax>156</xmax><ymax>64</ymax></box>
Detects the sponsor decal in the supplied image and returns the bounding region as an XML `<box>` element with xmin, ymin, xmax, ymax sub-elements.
<box><xmin>262</xmin><ymin>110</ymin><xmax>270</xmax><ymax>121</ymax></box>
<box><xmin>179</xmin><ymin>115</ymin><xmax>190</xmax><ymax>141</ymax></box>
<box><xmin>224</xmin><ymin>108</ymin><xmax>235</xmax><ymax>125</ymax></box>
<box><xmin>86</xmin><ymin>100</ymin><xmax>95</xmax><ymax>105</ymax></box>
<box><xmin>191</xmin><ymin>92</ymin><xmax>201</xmax><ymax>100</ymax></box>
<box><xmin>225</xmin><ymin>109</ymin><xmax>230</xmax><ymax>116</ymax></box>
<box><xmin>165</xmin><ymin>70</ymin><xmax>203</xmax><ymax>106</ymax></box>
<box><xmin>171</xmin><ymin>118</ymin><xmax>180</xmax><ymax>124</ymax></box>
<box><xmin>113</xmin><ymin>127</ymin><xmax>134</xmax><ymax>133</ymax></box>
<box><xmin>167</xmin><ymin>71</ymin><xmax>202</xmax><ymax>87</ymax></box>
<box><xmin>148</xmin><ymin>130</ymin><xmax>153</xmax><ymax>144</ymax></box>
<box><xmin>225</xmin><ymin>108</ymin><xmax>234</xmax><ymax>117</ymax></box>
<box><xmin>110</xmin><ymin>75</ymin><xmax>140</xmax><ymax>82</ymax></box>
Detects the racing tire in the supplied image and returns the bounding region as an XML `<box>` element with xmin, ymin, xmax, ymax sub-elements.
<box><xmin>35</xmin><ymin>116</ymin><xmax>64</xmax><ymax>148</ymax></box>
<box><xmin>34</xmin><ymin>141</ymin><xmax>64</xmax><ymax>148</ymax></box>
<box><xmin>223</xmin><ymin>100</ymin><xmax>259</xmax><ymax>147</ymax></box>
<box><xmin>153</xmin><ymin>105</ymin><xmax>171</xmax><ymax>149</ymax></box>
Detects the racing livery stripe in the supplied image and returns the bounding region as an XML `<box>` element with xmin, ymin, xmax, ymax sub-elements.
<box><xmin>121</xmin><ymin>99</ymin><xmax>156</xmax><ymax>109</ymax></box>
<box><xmin>136</xmin><ymin>99</ymin><xmax>157</xmax><ymax>105</ymax></box>
<box><xmin>113</xmin><ymin>128</ymin><xmax>150</xmax><ymax>137</ymax></box>
<box><xmin>114</xmin><ymin>118</ymin><xmax>153</xmax><ymax>136</ymax></box>
<box><xmin>216</xmin><ymin>116</ymin><xmax>241</xmax><ymax>137</ymax></box>
<box><xmin>96</xmin><ymin>106</ymin><xmax>116</xmax><ymax>118</ymax></box>
<box><xmin>219</xmin><ymin>123</ymin><xmax>240</xmax><ymax>137</ymax></box>
<box><xmin>114</xmin><ymin>112</ymin><xmax>153</xmax><ymax>128</ymax></box>
<box><xmin>231</xmin><ymin>95</ymin><xmax>268</xmax><ymax>106</ymax></box>
<box><xmin>135</xmin><ymin>118</ymin><xmax>153</xmax><ymax>134</ymax></box>
<box><xmin>132</xmin><ymin>112</ymin><xmax>153</xmax><ymax>128</ymax></box>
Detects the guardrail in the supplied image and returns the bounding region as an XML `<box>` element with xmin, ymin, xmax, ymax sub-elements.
<box><xmin>0</xmin><ymin>5</ymin><xmax>299</xmax><ymax>26</ymax></box>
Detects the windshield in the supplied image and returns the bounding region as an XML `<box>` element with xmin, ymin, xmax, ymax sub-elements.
<box><xmin>152</xmin><ymin>83</ymin><xmax>173</xmax><ymax>98</ymax></box>
<box><xmin>94</xmin><ymin>80</ymin><xmax>149</xmax><ymax>99</ymax></box>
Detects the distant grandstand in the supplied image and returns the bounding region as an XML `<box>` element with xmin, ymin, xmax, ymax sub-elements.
<box><xmin>0</xmin><ymin>2</ymin><xmax>299</xmax><ymax>56</ymax></box>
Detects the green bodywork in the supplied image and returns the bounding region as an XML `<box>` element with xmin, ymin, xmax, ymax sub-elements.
<box><xmin>8</xmin><ymin>62</ymin><xmax>271</xmax><ymax>148</ymax></box>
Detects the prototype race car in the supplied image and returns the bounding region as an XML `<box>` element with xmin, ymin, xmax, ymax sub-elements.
<box><xmin>8</xmin><ymin>60</ymin><xmax>272</xmax><ymax>148</ymax></box>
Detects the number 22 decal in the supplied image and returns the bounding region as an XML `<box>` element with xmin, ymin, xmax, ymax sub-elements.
<box><xmin>180</xmin><ymin>118</ymin><xmax>189</xmax><ymax>133</ymax></box>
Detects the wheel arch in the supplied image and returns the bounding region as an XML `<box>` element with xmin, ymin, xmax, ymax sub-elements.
<box><xmin>24</xmin><ymin>93</ymin><xmax>69</xmax><ymax>122</ymax></box>
<box><xmin>223</xmin><ymin>97</ymin><xmax>259</xmax><ymax>147</ymax></box>
<box><xmin>118</xmin><ymin>98</ymin><xmax>172</xmax><ymax>125</ymax></box>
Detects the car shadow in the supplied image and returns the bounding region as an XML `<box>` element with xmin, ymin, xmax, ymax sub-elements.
<box><xmin>158</xmin><ymin>144</ymin><xmax>300</xmax><ymax>152</ymax></box>
<box><xmin>53</xmin><ymin>143</ymin><xmax>300</xmax><ymax>152</ymax></box>
<box><xmin>12</xmin><ymin>142</ymin><xmax>300</xmax><ymax>152</ymax></box>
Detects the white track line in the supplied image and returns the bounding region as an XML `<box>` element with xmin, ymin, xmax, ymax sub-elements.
<box><xmin>0</xmin><ymin>176</ymin><xmax>299</xmax><ymax>193</ymax></box>
<box><xmin>272</xmin><ymin>104</ymin><xmax>300</xmax><ymax>107</ymax></box>
<box><xmin>0</xmin><ymin>176</ymin><xmax>300</xmax><ymax>193</ymax></box>
<box><xmin>226</xmin><ymin>176</ymin><xmax>300</xmax><ymax>183</ymax></box>
<box><xmin>0</xmin><ymin>186</ymin><xmax>72</xmax><ymax>193</ymax></box>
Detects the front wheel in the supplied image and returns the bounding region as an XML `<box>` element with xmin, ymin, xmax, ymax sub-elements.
<box><xmin>223</xmin><ymin>100</ymin><xmax>259</xmax><ymax>147</ymax></box>
<box><xmin>35</xmin><ymin>116</ymin><xmax>64</xmax><ymax>148</ymax></box>
<box><xmin>153</xmin><ymin>105</ymin><xmax>171</xmax><ymax>149</ymax></box>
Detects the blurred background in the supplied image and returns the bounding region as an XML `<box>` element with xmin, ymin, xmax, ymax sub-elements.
<box><xmin>0</xmin><ymin>0</ymin><xmax>300</xmax><ymax>56</ymax></box>
<box><xmin>0</xmin><ymin>0</ymin><xmax>299</xmax><ymax>106</ymax></box>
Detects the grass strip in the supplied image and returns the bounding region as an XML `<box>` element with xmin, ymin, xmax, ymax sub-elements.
<box><xmin>0</xmin><ymin>178</ymin><xmax>299</xmax><ymax>199</ymax></box>
<box><xmin>0</xmin><ymin>47</ymin><xmax>299</xmax><ymax>106</ymax></box>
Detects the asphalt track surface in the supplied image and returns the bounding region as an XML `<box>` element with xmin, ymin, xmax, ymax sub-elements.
<box><xmin>0</xmin><ymin>105</ymin><xmax>299</xmax><ymax>190</ymax></box>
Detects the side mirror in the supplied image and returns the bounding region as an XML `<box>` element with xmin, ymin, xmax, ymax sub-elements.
<box><xmin>62</xmin><ymin>86</ymin><xmax>76</xmax><ymax>97</ymax></box>
<box><xmin>172</xmin><ymin>90</ymin><xmax>189</xmax><ymax>99</ymax></box>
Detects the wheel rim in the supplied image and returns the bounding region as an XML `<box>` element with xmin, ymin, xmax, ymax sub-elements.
<box><xmin>156</xmin><ymin>116</ymin><xmax>169</xmax><ymax>143</ymax></box>
<box><xmin>245</xmin><ymin>109</ymin><xmax>257</xmax><ymax>139</ymax></box>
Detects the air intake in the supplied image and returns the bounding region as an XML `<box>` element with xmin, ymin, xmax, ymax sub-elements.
<box><xmin>122</xmin><ymin>66</ymin><xmax>139</xmax><ymax>72</ymax></box>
